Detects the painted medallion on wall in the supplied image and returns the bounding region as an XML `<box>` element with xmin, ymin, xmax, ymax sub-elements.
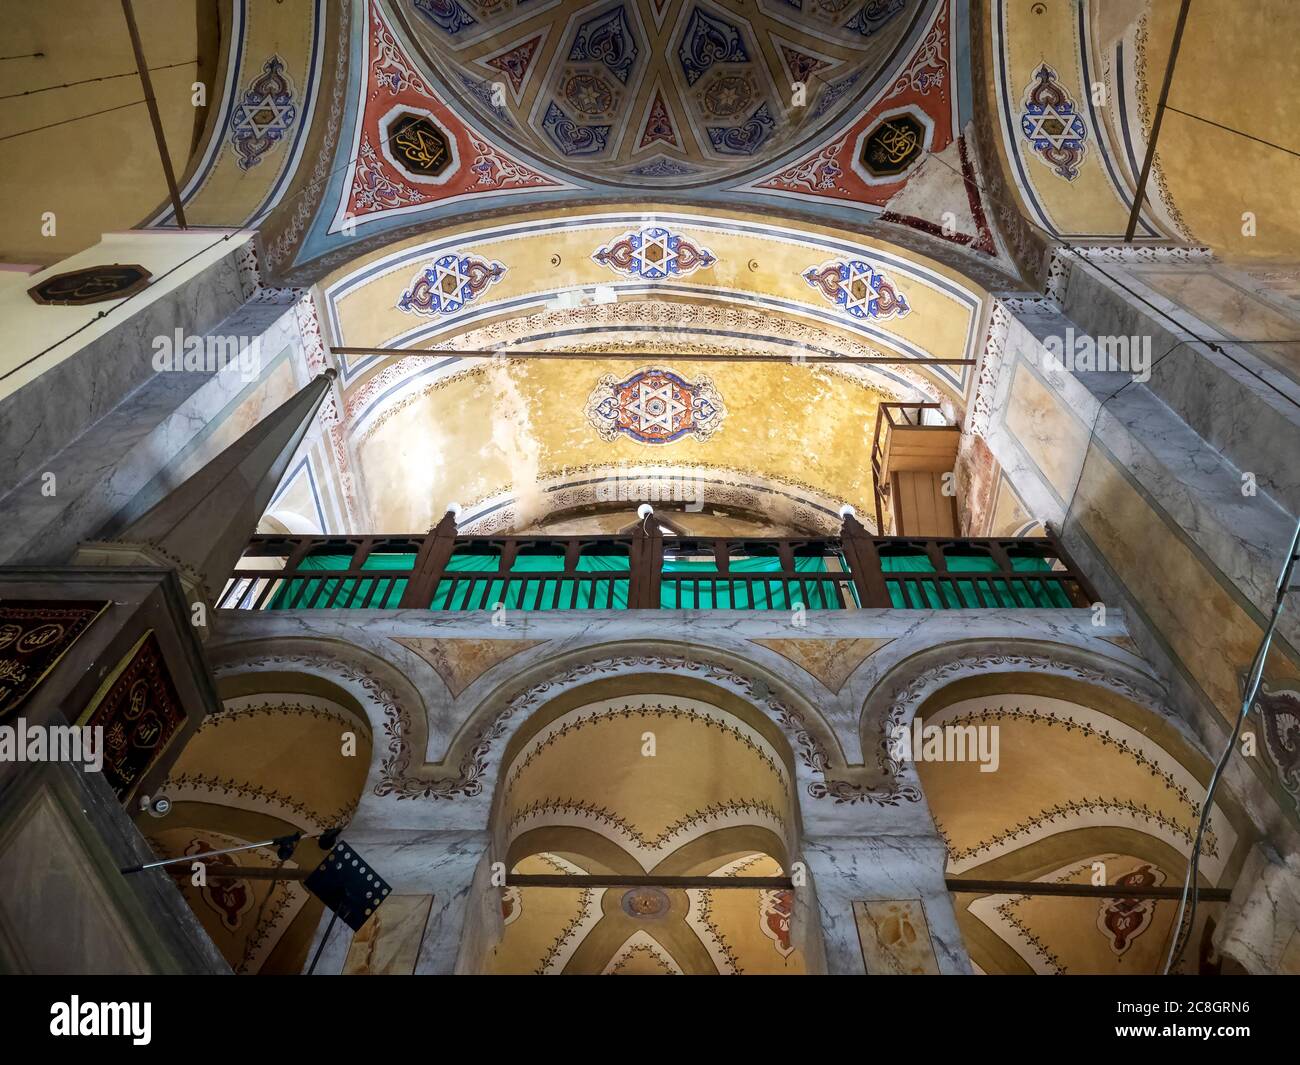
<box><xmin>81</xmin><ymin>630</ymin><xmax>185</xmax><ymax>802</ymax></box>
<box><xmin>1254</xmin><ymin>681</ymin><xmax>1300</xmax><ymax>810</ymax></box>
<box><xmin>859</xmin><ymin>113</ymin><xmax>926</xmax><ymax>179</ymax></box>
<box><xmin>1096</xmin><ymin>863</ymin><xmax>1167</xmax><ymax>955</ymax></box>
<box><xmin>1019</xmin><ymin>63</ymin><xmax>1088</xmax><ymax>181</ymax></box>
<box><xmin>0</xmin><ymin>600</ymin><xmax>109</xmax><ymax>717</ymax></box>
<box><xmin>28</xmin><ymin>264</ymin><xmax>151</xmax><ymax>306</ymax></box>
<box><xmin>592</xmin><ymin>225</ymin><xmax>717</xmax><ymax>280</ymax></box>
<box><xmin>397</xmin><ymin>253</ymin><xmax>506</xmax><ymax>316</ymax></box>
<box><xmin>379</xmin><ymin>107</ymin><xmax>459</xmax><ymax>184</ymax></box>
<box><xmin>803</xmin><ymin>258</ymin><xmax>911</xmax><ymax>321</ymax></box>
<box><xmin>585</xmin><ymin>366</ymin><xmax>726</xmax><ymax>444</ymax></box>
<box><xmin>230</xmin><ymin>55</ymin><xmax>298</xmax><ymax>171</ymax></box>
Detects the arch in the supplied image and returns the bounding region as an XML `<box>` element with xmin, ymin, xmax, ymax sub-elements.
<box><xmin>491</xmin><ymin>679</ymin><xmax>801</xmax><ymax>872</ymax></box>
<box><xmin>205</xmin><ymin>635</ymin><xmax>430</xmax><ymax>801</ymax></box>
<box><xmin>428</xmin><ymin>639</ymin><xmax>856</xmax><ymax>811</ymax></box>
<box><xmin>150</xmin><ymin>661</ymin><xmax>377</xmax><ymax>974</ymax></box>
<box><xmin>477</xmin><ymin>665</ymin><xmax>816</xmax><ymax>974</ymax></box>
<box><xmin>898</xmin><ymin>660</ymin><xmax>1258</xmax><ymax>974</ymax></box>
<box><xmin>313</xmin><ymin>202</ymin><xmax>988</xmax><ymax>533</ymax></box>
<box><xmin>857</xmin><ymin>637</ymin><xmax>1173</xmax><ymax>782</ymax></box>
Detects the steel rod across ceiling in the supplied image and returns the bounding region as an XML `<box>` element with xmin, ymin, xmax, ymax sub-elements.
<box><xmin>331</xmin><ymin>346</ymin><xmax>975</xmax><ymax>367</ymax></box>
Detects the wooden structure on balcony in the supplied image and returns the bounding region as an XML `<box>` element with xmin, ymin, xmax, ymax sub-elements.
<box><xmin>871</xmin><ymin>402</ymin><xmax>962</xmax><ymax>536</ymax></box>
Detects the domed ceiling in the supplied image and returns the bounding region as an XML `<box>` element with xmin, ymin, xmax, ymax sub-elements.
<box><xmin>386</xmin><ymin>0</ymin><xmax>926</xmax><ymax>187</ymax></box>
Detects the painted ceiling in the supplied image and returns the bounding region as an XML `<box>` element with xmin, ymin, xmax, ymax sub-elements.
<box><xmin>981</xmin><ymin>0</ymin><xmax>1300</xmax><ymax>260</ymax></box>
<box><xmin>484</xmin><ymin>673</ymin><xmax>806</xmax><ymax>973</ymax></box>
<box><xmin>318</xmin><ymin>205</ymin><xmax>983</xmax><ymax>532</ymax></box>
<box><xmin>254</xmin><ymin>0</ymin><xmax>1006</xmax><ymax>280</ymax></box>
<box><xmin>350</xmin><ymin>355</ymin><xmax>892</xmax><ymax>532</ymax></box>
<box><xmin>488</xmin><ymin>853</ymin><xmax>806</xmax><ymax>973</ymax></box>
<box><xmin>386</xmin><ymin>0</ymin><xmax>922</xmax><ymax>187</ymax></box>
<box><xmin>141</xmin><ymin>668</ymin><xmax>375</xmax><ymax>974</ymax></box>
<box><xmin>499</xmin><ymin>687</ymin><xmax>796</xmax><ymax>874</ymax></box>
<box><xmin>12</xmin><ymin>0</ymin><xmax>1297</xmax><ymax>275</ymax></box>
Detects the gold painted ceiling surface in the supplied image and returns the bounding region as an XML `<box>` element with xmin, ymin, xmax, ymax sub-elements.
<box><xmin>387</xmin><ymin>0</ymin><xmax>927</xmax><ymax>187</ymax></box>
<box><xmin>353</xmin><ymin>357</ymin><xmax>886</xmax><ymax>531</ymax></box>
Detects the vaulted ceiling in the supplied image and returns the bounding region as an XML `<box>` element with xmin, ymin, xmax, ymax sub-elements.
<box><xmin>915</xmin><ymin>672</ymin><xmax>1255</xmax><ymax>974</ymax></box>
<box><xmin>386</xmin><ymin>0</ymin><xmax>922</xmax><ymax>187</ymax></box>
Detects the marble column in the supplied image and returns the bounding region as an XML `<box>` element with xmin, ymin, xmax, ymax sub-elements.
<box><xmin>802</xmin><ymin>833</ymin><xmax>971</xmax><ymax>975</ymax></box>
<box><xmin>1215</xmin><ymin>843</ymin><xmax>1300</xmax><ymax>974</ymax></box>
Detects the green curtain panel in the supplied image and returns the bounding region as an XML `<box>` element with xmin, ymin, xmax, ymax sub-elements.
<box><xmin>267</xmin><ymin>551</ymin><xmax>415</xmax><ymax>609</ymax></box>
<box><xmin>659</xmin><ymin>555</ymin><xmax>857</xmax><ymax>610</ymax></box>
<box><xmin>262</xmin><ymin>547</ymin><xmax>1069</xmax><ymax>611</ymax></box>
<box><xmin>429</xmin><ymin>552</ymin><xmax>630</xmax><ymax>611</ymax></box>
<box><xmin>881</xmin><ymin>552</ymin><xmax>1072</xmax><ymax>608</ymax></box>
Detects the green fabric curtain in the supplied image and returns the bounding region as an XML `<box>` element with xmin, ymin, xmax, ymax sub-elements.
<box><xmin>267</xmin><ymin>551</ymin><xmax>415</xmax><ymax>609</ymax></box>
<box><xmin>429</xmin><ymin>552</ymin><xmax>630</xmax><ymax>611</ymax></box>
<box><xmin>262</xmin><ymin>547</ymin><xmax>1070</xmax><ymax>611</ymax></box>
<box><xmin>881</xmin><ymin>552</ymin><xmax>1072</xmax><ymax>608</ymax></box>
<box><xmin>659</xmin><ymin>555</ymin><xmax>857</xmax><ymax>610</ymax></box>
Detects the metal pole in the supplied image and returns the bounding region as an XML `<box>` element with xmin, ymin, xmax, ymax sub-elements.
<box><xmin>1125</xmin><ymin>0</ymin><xmax>1192</xmax><ymax>241</ymax></box>
<box><xmin>507</xmin><ymin>874</ymin><xmax>794</xmax><ymax>890</ymax></box>
<box><xmin>306</xmin><ymin>910</ymin><xmax>341</xmax><ymax>976</ymax></box>
<box><xmin>330</xmin><ymin>346</ymin><xmax>975</xmax><ymax>367</ymax></box>
<box><xmin>947</xmin><ymin>878</ymin><xmax>1232</xmax><ymax>902</ymax></box>
<box><xmin>121</xmin><ymin>0</ymin><xmax>188</xmax><ymax>228</ymax></box>
<box><xmin>119</xmin><ymin>833</ymin><xmax>300</xmax><ymax>874</ymax></box>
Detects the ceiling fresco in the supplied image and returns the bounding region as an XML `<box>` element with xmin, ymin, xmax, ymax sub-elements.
<box><xmin>256</xmin><ymin>0</ymin><xmax>1017</xmax><ymax>281</ymax></box>
<box><xmin>483</xmin><ymin>673</ymin><xmax>807</xmax><ymax>973</ymax></box>
<box><xmin>386</xmin><ymin>0</ymin><xmax>924</xmax><ymax>188</ymax></box>
<box><xmin>498</xmin><ymin>690</ymin><xmax>796</xmax><ymax>874</ymax></box>
<box><xmin>980</xmin><ymin>0</ymin><xmax>1300</xmax><ymax>260</ymax></box>
<box><xmin>487</xmin><ymin>852</ymin><xmax>807</xmax><ymax>973</ymax></box>
<box><xmin>350</xmin><ymin>356</ymin><xmax>889</xmax><ymax>532</ymax></box>
<box><xmin>314</xmin><ymin>205</ymin><xmax>983</xmax><ymax>532</ymax></box>
<box><xmin>959</xmin><ymin>852</ymin><xmax>1225</xmax><ymax>976</ymax></box>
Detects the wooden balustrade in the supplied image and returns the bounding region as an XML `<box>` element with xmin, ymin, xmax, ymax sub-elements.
<box><xmin>217</xmin><ymin>513</ymin><xmax>1098</xmax><ymax>612</ymax></box>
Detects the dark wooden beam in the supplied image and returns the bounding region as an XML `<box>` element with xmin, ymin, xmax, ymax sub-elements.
<box><xmin>121</xmin><ymin>0</ymin><xmax>187</xmax><ymax>228</ymax></box>
<box><xmin>1125</xmin><ymin>0</ymin><xmax>1192</xmax><ymax>242</ymax></box>
<box><xmin>947</xmin><ymin>877</ymin><xmax>1232</xmax><ymax>902</ymax></box>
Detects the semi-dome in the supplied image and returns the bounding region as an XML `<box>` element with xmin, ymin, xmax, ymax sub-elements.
<box><xmin>388</xmin><ymin>0</ymin><xmax>923</xmax><ymax>187</ymax></box>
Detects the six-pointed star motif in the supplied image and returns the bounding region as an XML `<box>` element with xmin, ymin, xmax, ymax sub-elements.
<box><xmin>633</xmin><ymin>230</ymin><xmax>677</xmax><ymax>278</ymax></box>
<box><xmin>430</xmin><ymin>257</ymin><xmax>471</xmax><ymax>309</ymax></box>
<box><xmin>1023</xmin><ymin>103</ymin><xmax>1083</xmax><ymax>149</ymax></box>
<box><xmin>624</xmin><ymin>376</ymin><xmax>684</xmax><ymax>434</ymax></box>
<box><xmin>238</xmin><ymin>95</ymin><xmax>295</xmax><ymax>138</ymax></box>
<box><xmin>838</xmin><ymin>261</ymin><xmax>882</xmax><ymax>317</ymax></box>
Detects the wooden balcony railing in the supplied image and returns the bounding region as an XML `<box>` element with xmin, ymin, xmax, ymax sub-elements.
<box><xmin>218</xmin><ymin>513</ymin><xmax>1098</xmax><ymax>612</ymax></box>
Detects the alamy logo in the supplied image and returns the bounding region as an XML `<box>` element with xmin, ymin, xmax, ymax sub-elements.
<box><xmin>594</xmin><ymin>471</ymin><xmax>705</xmax><ymax>512</ymax></box>
<box><xmin>889</xmin><ymin>716</ymin><xmax>1000</xmax><ymax>772</ymax></box>
<box><xmin>1042</xmin><ymin>326</ymin><xmax>1151</xmax><ymax>382</ymax></box>
<box><xmin>0</xmin><ymin>718</ymin><xmax>103</xmax><ymax>772</ymax></box>
<box><xmin>50</xmin><ymin>997</ymin><xmax>151</xmax><ymax>1045</ymax></box>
